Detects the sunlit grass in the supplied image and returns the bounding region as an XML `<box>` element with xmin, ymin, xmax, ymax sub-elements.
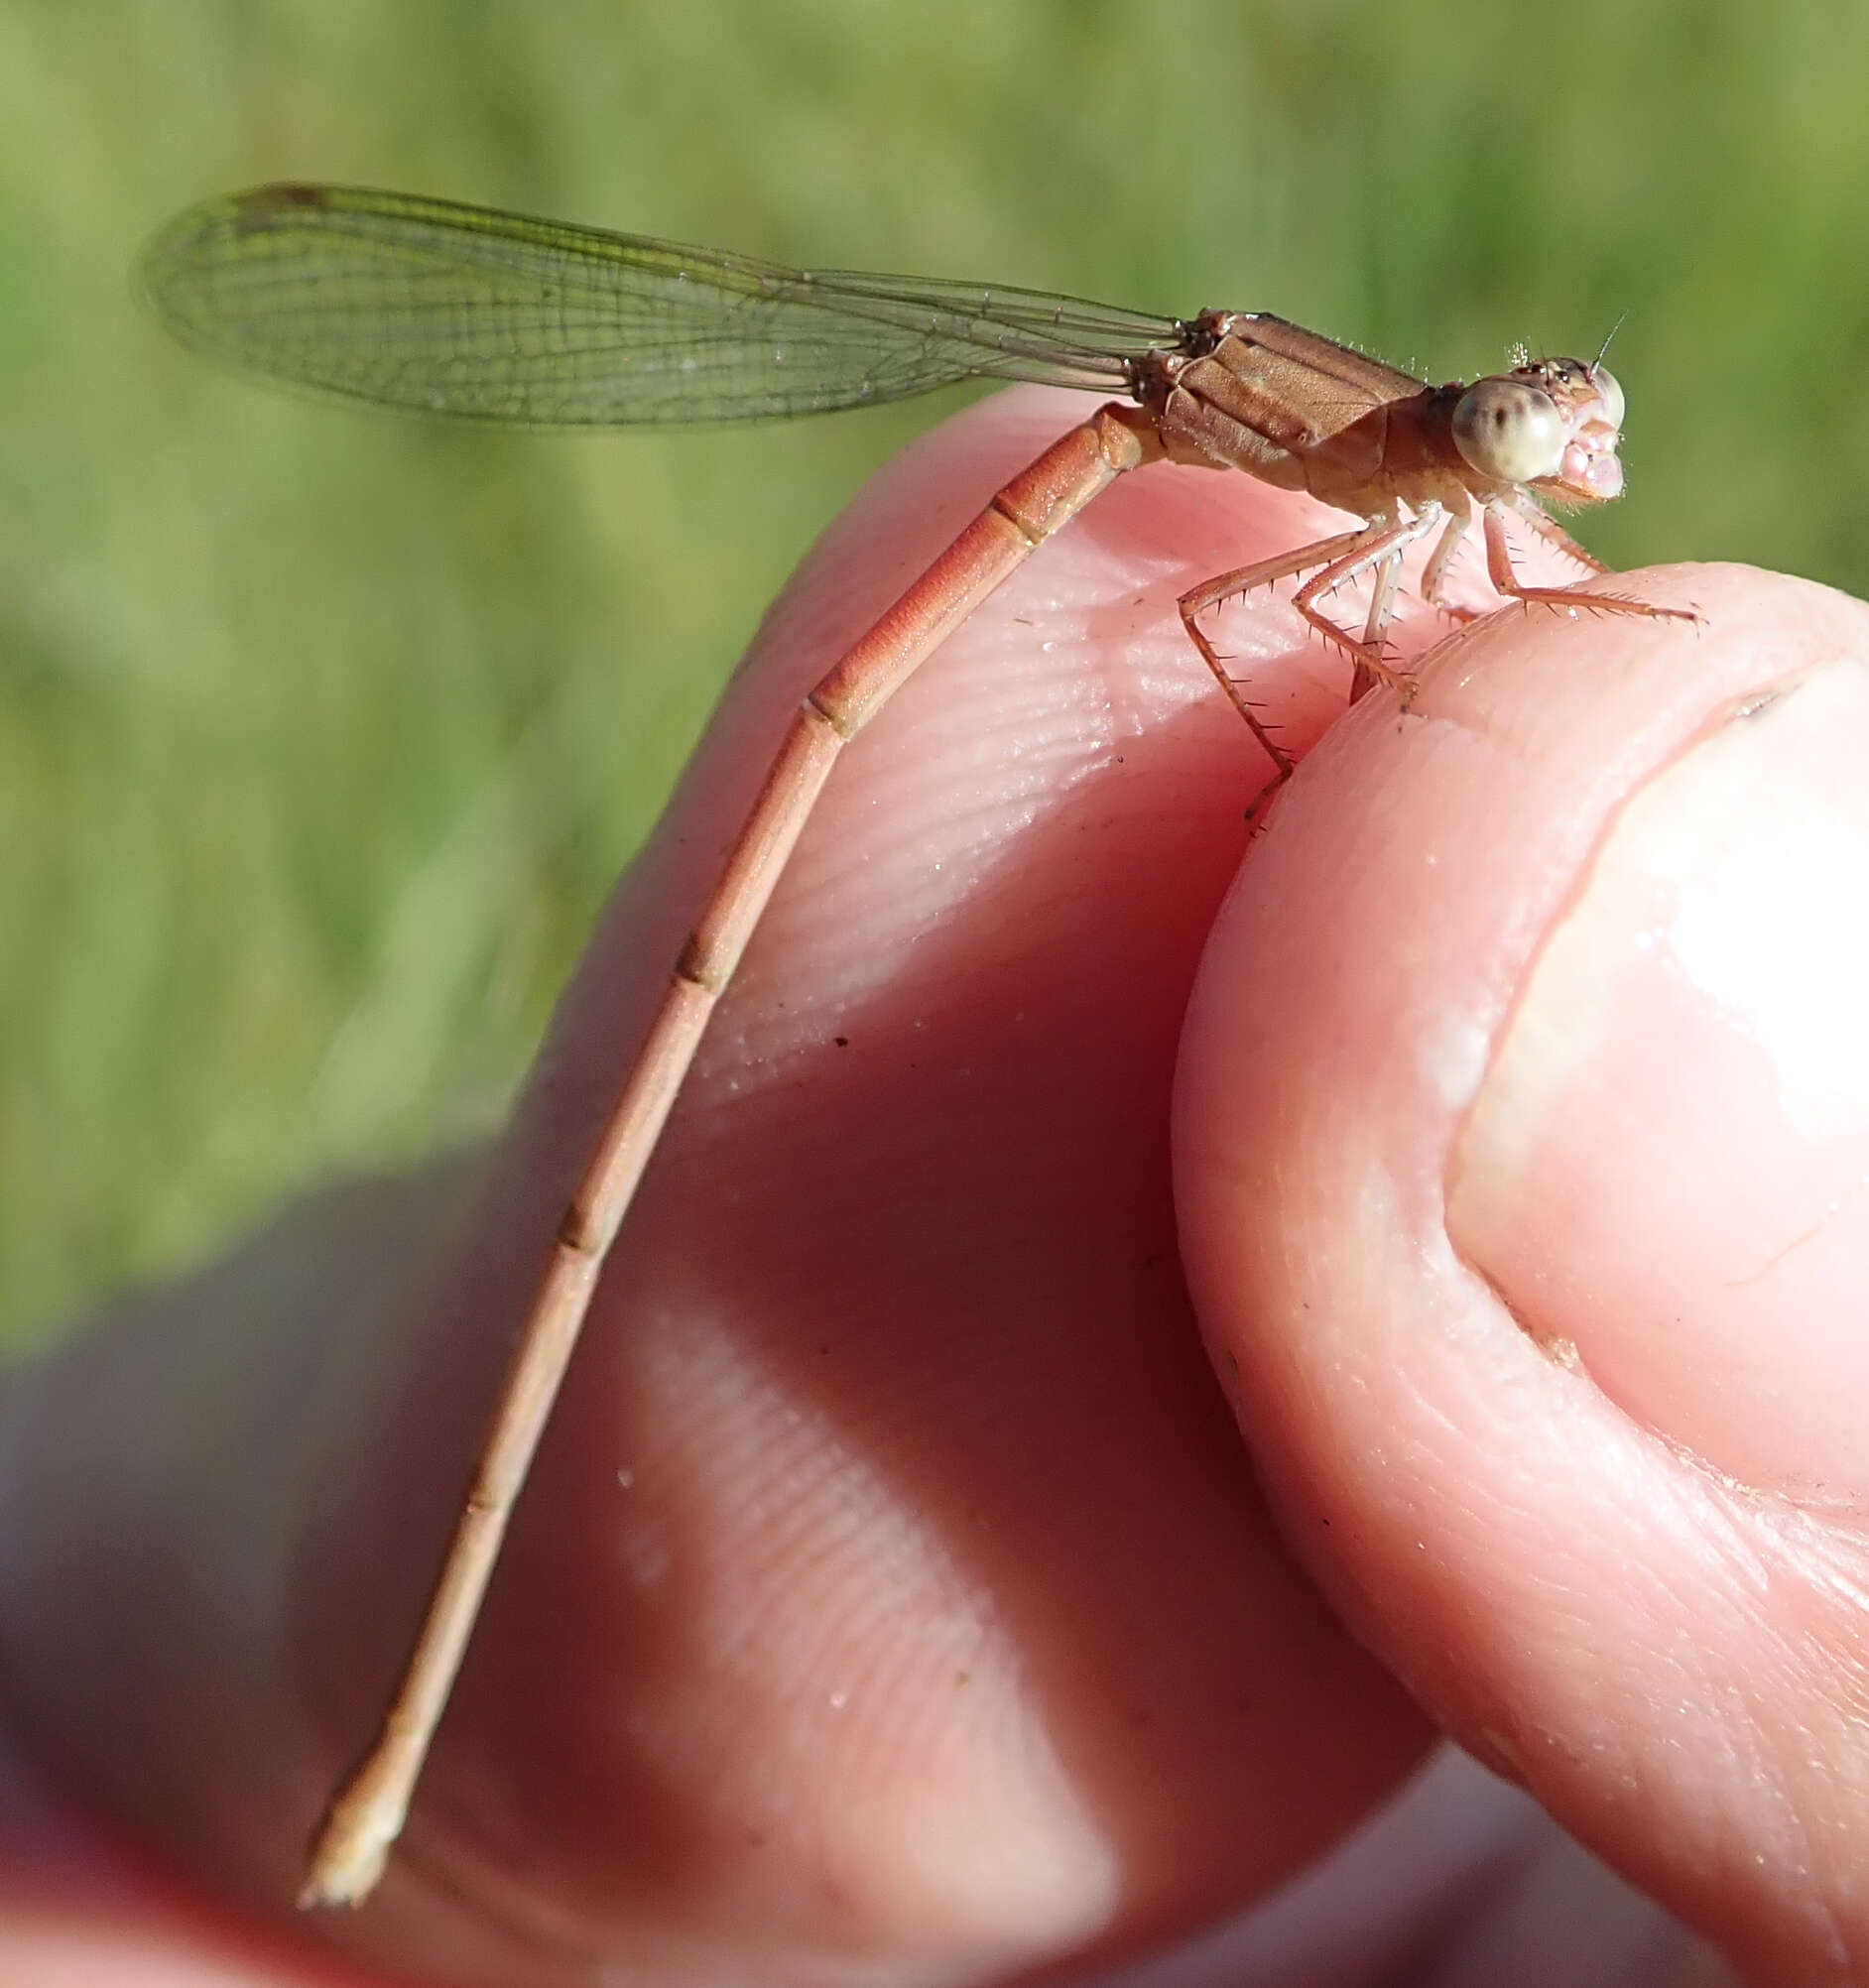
<box><xmin>5</xmin><ymin>0</ymin><xmax>1867</xmax><ymax>1347</ymax></box>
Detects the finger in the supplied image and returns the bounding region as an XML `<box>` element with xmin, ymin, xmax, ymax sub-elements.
<box><xmin>291</xmin><ymin>388</ymin><xmax>1451</xmax><ymax>1978</ymax></box>
<box><xmin>0</xmin><ymin>384</ymin><xmax>1492</xmax><ymax>1986</ymax></box>
<box><xmin>1176</xmin><ymin>561</ymin><xmax>1869</xmax><ymax>1983</ymax></box>
<box><xmin>0</xmin><ymin>1163</ymin><xmax>488</xmax><ymax>1988</ymax></box>
<box><xmin>1089</xmin><ymin>1747</ymin><xmax>1726</xmax><ymax>1988</ymax></box>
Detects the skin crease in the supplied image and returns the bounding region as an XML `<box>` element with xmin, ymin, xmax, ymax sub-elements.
<box><xmin>0</xmin><ymin>381</ymin><xmax>1856</xmax><ymax>1986</ymax></box>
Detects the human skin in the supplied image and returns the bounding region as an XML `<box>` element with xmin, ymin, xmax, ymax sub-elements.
<box><xmin>0</xmin><ymin>386</ymin><xmax>1862</xmax><ymax>1985</ymax></box>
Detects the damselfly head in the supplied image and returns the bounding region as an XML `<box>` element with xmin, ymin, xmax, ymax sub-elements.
<box><xmin>1453</xmin><ymin>355</ymin><xmax>1625</xmax><ymax>504</ymax></box>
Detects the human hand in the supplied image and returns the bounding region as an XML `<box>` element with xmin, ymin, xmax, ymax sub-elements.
<box><xmin>0</xmin><ymin>386</ymin><xmax>1854</xmax><ymax>1984</ymax></box>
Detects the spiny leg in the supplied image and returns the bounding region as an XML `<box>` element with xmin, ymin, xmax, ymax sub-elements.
<box><xmin>1509</xmin><ymin>489</ymin><xmax>1611</xmax><ymax>575</ymax></box>
<box><xmin>1354</xmin><ymin>546</ymin><xmax>1410</xmax><ymax>704</ymax></box>
<box><xmin>1418</xmin><ymin>502</ymin><xmax>1478</xmax><ymax>627</ymax></box>
<box><xmin>1482</xmin><ymin>500</ymin><xmax>1700</xmax><ymax>629</ymax></box>
<box><xmin>1177</xmin><ymin>526</ymin><xmax>1368</xmax><ymax>784</ymax></box>
<box><xmin>1287</xmin><ymin>506</ymin><xmax>1441</xmax><ymax>695</ymax></box>
<box><xmin>1178</xmin><ymin>511</ymin><xmax>1445</xmax><ymax>787</ymax></box>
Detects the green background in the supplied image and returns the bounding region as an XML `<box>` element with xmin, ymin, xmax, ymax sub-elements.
<box><xmin>6</xmin><ymin>0</ymin><xmax>1867</xmax><ymax>1348</ymax></box>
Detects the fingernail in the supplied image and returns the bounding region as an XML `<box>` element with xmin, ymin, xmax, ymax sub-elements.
<box><xmin>1448</xmin><ymin>662</ymin><xmax>1869</xmax><ymax>1507</ymax></box>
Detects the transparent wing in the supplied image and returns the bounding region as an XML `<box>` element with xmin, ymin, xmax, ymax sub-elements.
<box><xmin>140</xmin><ymin>184</ymin><xmax>1189</xmax><ymax>427</ymax></box>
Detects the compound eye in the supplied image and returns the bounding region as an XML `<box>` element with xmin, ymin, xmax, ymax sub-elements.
<box><xmin>1589</xmin><ymin>363</ymin><xmax>1625</xmax><ymax>432</ymax></box>
<box><xmin>1452</xmin><ymin>379</ymin><xmax>1565</xmax><ymax>482</ymax></box>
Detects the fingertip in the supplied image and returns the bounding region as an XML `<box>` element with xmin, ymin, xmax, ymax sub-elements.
<box><xmin>1450</xmin><ymin>646</ymin><xmax>1869</xmax><ymax>1506</ymax></box>
<box><xmin>1174</xmin><ymin>560</ymin><xmax>1869</xmax><ymax>1973</ymax></box>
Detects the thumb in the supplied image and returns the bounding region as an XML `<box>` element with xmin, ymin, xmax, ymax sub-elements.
<box><xmin>1175</xmin><ymin>563</ymin><xmax>1869</xmax><ymax>1985</ymax></box>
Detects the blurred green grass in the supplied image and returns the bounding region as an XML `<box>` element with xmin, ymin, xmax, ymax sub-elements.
<box><xmin>6</xmin><ymin>0</ymin><xmax>1869</xmax><ymax>1349</ymax></box>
